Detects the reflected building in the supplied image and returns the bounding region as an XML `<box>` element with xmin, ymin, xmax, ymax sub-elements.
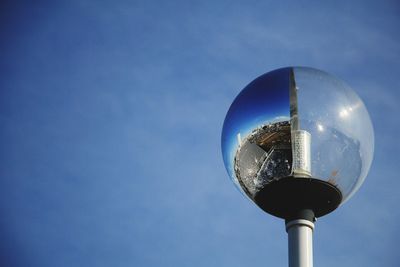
<box><xmin>234</xmin><ymin>121</ymin><xmax>292</xmax><ymax>199</ymax></box>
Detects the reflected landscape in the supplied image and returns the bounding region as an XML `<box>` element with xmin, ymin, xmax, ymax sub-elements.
<box><xmin>234</xmin><ymin>121</ymin><xmax>292</xmax><ymax>199</ymax></box>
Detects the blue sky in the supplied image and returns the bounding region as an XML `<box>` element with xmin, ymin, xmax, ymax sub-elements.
<box><xmin>0</xmin><ymin>1</ymin><xmax>399</xmax><ymax>266</ymax></box>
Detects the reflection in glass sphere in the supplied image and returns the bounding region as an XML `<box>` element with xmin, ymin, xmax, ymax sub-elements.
<box><xmin>221</xmin><ymin>67</ymin><xmax>374</xmax><ymax>217</ymax></box>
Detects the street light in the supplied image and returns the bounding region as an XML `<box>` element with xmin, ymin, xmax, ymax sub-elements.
<box><xmin>221</xmin><ymin>67</ymin><xmax>374</xmax><ymax>267</ymax></box>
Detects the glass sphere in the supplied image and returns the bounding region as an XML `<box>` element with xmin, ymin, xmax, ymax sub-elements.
<box><xmin>221</xmin><ymin>67</ymin><xmax>374</xmax><ymax>217</ymax></box>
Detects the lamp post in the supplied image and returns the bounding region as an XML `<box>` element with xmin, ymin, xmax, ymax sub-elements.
<box><xmin>221</xmin><ymin>67</ymin><xmax>374</xmax><ymax>267</ymax></box>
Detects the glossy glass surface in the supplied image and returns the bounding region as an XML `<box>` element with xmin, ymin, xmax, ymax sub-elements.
<box><xmin>221</xmin><ymin>67</ymin><xmax>374</xmax><ymax>204</ymax></box>
<box><xmin>293</xmin><ymin>67</ymin><xmax>374</xmax><ymax>202</ymax></box>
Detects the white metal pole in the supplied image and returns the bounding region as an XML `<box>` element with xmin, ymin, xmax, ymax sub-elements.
<box><xmin>286</xmin><ymin>219</ymin><xmax>314</xmax><ymax>267</ymax></box>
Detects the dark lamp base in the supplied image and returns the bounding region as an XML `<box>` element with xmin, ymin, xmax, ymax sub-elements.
<box><xmin>254</xmin><ymin>177</ymin><xmax>342</xmax><ymax>220</ymax></box>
